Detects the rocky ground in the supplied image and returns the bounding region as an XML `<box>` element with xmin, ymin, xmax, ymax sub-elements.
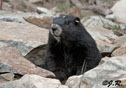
<box><xmin>0</xmin><ymin>0</ymin><xmax>126</xmax><ymax>88</ymax></box>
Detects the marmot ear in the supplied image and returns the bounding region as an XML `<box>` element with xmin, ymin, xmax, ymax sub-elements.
<box><xmin>74</xmin><ymin>17</ymin><xmax>80</xmax><ymax>25</ymax></box>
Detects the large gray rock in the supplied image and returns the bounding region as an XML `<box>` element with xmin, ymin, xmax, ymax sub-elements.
<box><xmin>111</xmin><ymin>0</ymin><xmax>126</xmax><ymax>24</ymax></box>
<box><xmin>0</xmin><ymin>21</ymin><xmax>49</xmax><ymax>56</ymax></box>
<box><xmin>0</xmin><ymin>74</ymin><xmax>68</xmax><ymax>88</ymax></box>
<box><xmin>66</xmin><ymin>56</ymin><xmax>126</xmax><ymax>88</ymax></box>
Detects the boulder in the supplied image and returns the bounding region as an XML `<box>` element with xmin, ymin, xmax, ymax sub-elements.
<box><xmin>0</xmin><ymin>74</ymin><xmax>68</xmax><ymax>88</ymax></box>
<box><xmin>111</xmin><ymin>0</ymin><xmax>126</xmax><ymax>24</ymax></box>
<box><xmin>66</xmin><ymin>56</ymin><xmax>126</xmax><ymax>88</ymax></box>
<box><xmin>0</xmin><ymin>46</ymin><xmax>55</xmax><ymax>78</ymax></box>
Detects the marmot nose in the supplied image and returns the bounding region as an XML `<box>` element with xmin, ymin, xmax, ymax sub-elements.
<box><xmin>52</xmin><ymin>27</ymin><xmax>57</xmax><ymax>31</ymax></box>
<box><xmin>51</xmin><ymin>24</ymin><xmax>58</xmax><ymax>31</ymax></box>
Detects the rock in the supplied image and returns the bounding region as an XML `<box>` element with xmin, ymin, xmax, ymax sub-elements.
<box><xmin>0</xmin><ymin>46</ymin><xmax>55</xmax><ymax>78</ymax></box>
<box><xmin>105</xmin><ymin>14</ymin><xmax>115</xmax><ymax>21</ymax></box>
<box><xmin>23</xmin><ymin>15</ymin><xmax>53</xmax><ymax>29</ymax></box>
<box><xmin>0</xmin><ymin>62</ymin><xmax>17</xmax><ymax>74</ymax></box>
<box><xmin>0</xmin><ymin>73</ymin><xmax>14</xmax><ymax>83</ymax></box>
<box><xmin>114</xmin><ymin>34</ymin><xmax>126</xmax><ymax>47</ymax></box>
<box><xmin>0</xmin><ymin>74</ymin><xmax>68</xmax><ymax>88</ymax></box>
<box><xmin>66</xmin><ymin>56</ymin><xmax>126</xmax><ymax>88</ymax></box>
<box><xmin>112</xmin><ymin>42</ymin><xmax>126</xmax><ymax>57</ymax></box>
<box><xmin>36</xmin><ymin>7</ymin><xmax>55</xmax><ymax>16</ymax></box>
<box><xmin>25</xmin><ymin>45</ymin><xmax>46</xmax><ymax>66</ymax></box>
<box><xmin>65</xmin><ymin>75</ymin><xmax>85</xmax><ymax>88</ymax></box>
<box><xmin>0</xmin><ymin>21</ymin><xmax>48</xmax><ymax>56</ymax></box>
<box><xmin>111</xmin><ymin>0</ymin><xmax>126</xmax><ymax>24</ymax></box>
<box><xmin>83</xmin><ymin>16</ymin><xmax>126</xmax><ymax>30</ymax></box>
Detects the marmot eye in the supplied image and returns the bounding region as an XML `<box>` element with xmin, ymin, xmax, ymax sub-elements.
<box><xmin>74</xmin><ymin>17</ymin><xmax>80</xmax><ymax>25</ymax></box>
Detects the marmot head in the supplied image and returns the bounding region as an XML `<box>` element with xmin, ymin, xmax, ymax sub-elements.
<box><xmin>50</xmin><ymin>14</ymin><xmax>85</xmax><ymax>43</ymax></box>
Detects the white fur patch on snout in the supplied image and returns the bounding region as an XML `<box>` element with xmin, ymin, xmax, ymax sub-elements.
<box><xmin>50</xmin><ymin>24</ymin><xmax>62</xmax><ymax>42</ymax></box>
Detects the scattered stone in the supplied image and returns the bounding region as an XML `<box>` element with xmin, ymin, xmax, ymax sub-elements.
<box><xmin>66</xmin><ymin>56</ymin><xmax>126</xmax><ymax>88</ymax></box>
<box><xmin>0</xmin><ymin>46</ymin><xmax>55</xmax><ymax>78</ymax></box>
<box><xmin>0</xmin><ymin>74</ymin><xmax>68</xmax><ymax>88</ymax></box>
